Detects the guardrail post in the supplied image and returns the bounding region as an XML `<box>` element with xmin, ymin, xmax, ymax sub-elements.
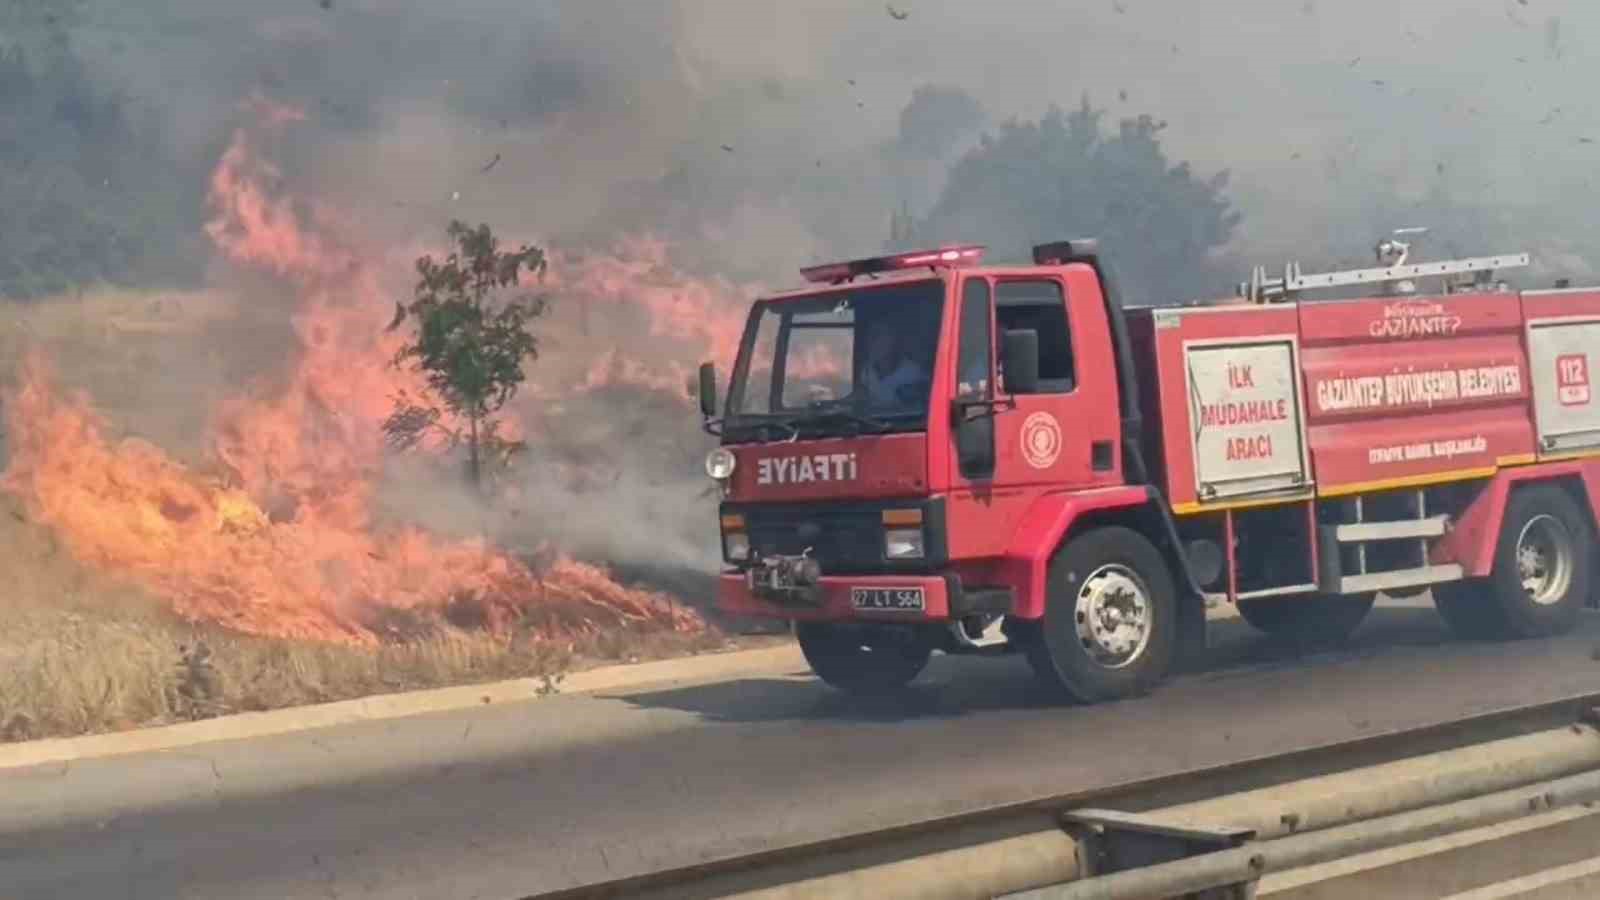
<box><xmin>1062</xmin><ymin>809</ymin><xmax>1257</xmax><ymax>899</ymax></box>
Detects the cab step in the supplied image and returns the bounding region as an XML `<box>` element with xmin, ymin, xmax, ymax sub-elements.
<box><xmin>1336</xmin><ymin>563</ymin><xmax>1464</xmax><ymax>595</ymax></box>
<box><xmin>1333</xmin><ymin>515</ymin><xmax>1450</xmax><ymax>543</ymax></box>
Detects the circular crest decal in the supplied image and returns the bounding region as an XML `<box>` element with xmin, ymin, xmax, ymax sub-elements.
<box><xmin>1021</xmin><ymin>412</ymin><xmax>1062</xmax><ymax>469</ymax></box>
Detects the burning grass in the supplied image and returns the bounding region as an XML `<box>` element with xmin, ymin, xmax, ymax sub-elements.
<box><xmin>0</xmin><ymin>102</ymin><xmax>760</xmax><ymax>742</ymax></box>
<box><xmin>0</xmin><ymin>287</ymin><xmax>735</xmax><ymax>746</ymax></box>
<box><xmin>0</xmin><ymin>496</ymin><xmax>735</xmax><ymax>743</ymax></box>
<box><xmin>0</xmin><ymin>284</ymin><xmax>737</xmax><ymax>744</ymax></box>
<box><xmin>0</xmin><ymin>109</ymin><xmax>715</xmax><ymax>641</ymax></box>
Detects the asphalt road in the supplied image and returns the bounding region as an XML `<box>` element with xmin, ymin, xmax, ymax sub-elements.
<box><xmin>3</xmin><ymin>604</ymin><xmax>1600</xmax><ymax>900</ymax></box>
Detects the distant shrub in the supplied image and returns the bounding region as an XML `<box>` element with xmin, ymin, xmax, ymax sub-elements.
<box><xmin>0</xmin><ymin>39</ymin><xmax>201</xmax><ymax>299</ymax></box>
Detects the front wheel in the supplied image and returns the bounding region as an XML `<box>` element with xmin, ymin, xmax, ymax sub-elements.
<box><xmin>1237</xmin><ymin>593</ymin><xmax>1374</xmax><ymax>644</ymax></box>
<box><xmin>1025</xmin><ymin>527</ymin><xmax>1178</xmax><ymax>703</ymax></box>
<box><xmin>796</xmin><ymin>623</ymin><xmax>932</xmax><ymax>694</ymax></box>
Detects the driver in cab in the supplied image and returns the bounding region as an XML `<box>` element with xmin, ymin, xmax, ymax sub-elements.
<box><xmin>861</xmin><ymin>327</ymin><xmax>928</xmax><ymax>411</ymax></box>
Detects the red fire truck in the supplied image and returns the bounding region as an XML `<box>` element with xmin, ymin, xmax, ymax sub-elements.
<box><xmin>695</xmin><ymin>236</ymin><xmax>1600</xmax><ymax>702</ymax></box>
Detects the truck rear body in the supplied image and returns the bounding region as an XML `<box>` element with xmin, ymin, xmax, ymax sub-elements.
<box><xmin>1127</xmin><ymin>287</ymin><xmax>1600</xmax><ymax>600</ymax></box>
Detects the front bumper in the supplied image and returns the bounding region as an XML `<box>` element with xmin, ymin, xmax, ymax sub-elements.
<box><xmin>718</xmin><ymin>571</ymin><xmax>955</xmax><ymax>622</ymax></box>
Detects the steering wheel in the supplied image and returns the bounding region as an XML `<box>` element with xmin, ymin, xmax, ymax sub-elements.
<box><xmin>894</xmin><ymin>380</ymin><xmax>928</xmax><ymax>406</ymax></box>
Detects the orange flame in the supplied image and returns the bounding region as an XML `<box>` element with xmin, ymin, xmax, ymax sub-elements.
<box><xmin>579</xmin><ymin>350</ymin><xmax>695</xmax><ymax>397</ymax></box>
<box><xmin>1</xmin><ymin>108</ymin><xmax>704</xmax><ymax>645</ymax></box>
<box><xmin>547</xmin><ymin>236</ymin><xmax>754</xmax><ymax>398</ymax></box>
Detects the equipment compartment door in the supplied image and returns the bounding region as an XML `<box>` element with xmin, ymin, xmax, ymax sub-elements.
<box><xmin>1184</xmin><ymin>339</ymin><xmax>1311</xmax><ymax>500</ymax></box>
<box><xmin>1527</xmin><ymin>318</ymin><xmax>1600</xmax><ymax>454</ymax></box>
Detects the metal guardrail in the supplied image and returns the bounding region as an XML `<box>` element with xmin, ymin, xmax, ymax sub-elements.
<box><xmin>1012</xmin><ymin>766</ymin><xmax>1600</xmax><ymax>900</ymax></box>
<box><xmin>531</xmin><ymin>694</ymin><xmax>1600</xmax><ymax>900</ymax></box>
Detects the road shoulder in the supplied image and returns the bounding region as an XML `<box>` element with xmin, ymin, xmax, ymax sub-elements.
<box><xmin>0</xmin><ymin>641</ymin><xmax>803</xmax><ymax>772</ymax></box>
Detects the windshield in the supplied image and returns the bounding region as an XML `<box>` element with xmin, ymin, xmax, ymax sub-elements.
<box><xmin>726</xmin><ymin>279</ymin><xmax>943</xmax><ymax>438</ymax></box>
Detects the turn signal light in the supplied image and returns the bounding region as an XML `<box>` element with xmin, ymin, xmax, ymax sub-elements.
<box><xmin>881</xmin><ymin>508</ymin><xmax>923</xmax><ymax>526</ymax></box>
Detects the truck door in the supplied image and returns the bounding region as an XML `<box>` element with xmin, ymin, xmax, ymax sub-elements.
<box><xmin>947</xmin><ymin>272</ymin><xmax>1124</xmax><ymax>559</ymax></box>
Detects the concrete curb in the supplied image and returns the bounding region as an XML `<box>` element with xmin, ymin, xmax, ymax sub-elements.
<box><xmin>0</xmin><ymin>642</ymin><xmax>804</xmax><ymax>773</ymax></box>
<box><xmin>0</xmin><ymin>608</ymin><xmax>1244</xmax><ymax>773</ymax></box>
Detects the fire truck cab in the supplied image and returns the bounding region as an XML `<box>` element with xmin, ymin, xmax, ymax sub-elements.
<box><xmin>696</xmin><ymin>239</ymin><xmax>1600</xmax><ymax>703</ymax></box>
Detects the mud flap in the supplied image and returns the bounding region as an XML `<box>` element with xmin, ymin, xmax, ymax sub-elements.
<box><xmin>1172</xmin><ymin>591</ymin><xmax>1209</xmax><ymax>674</ymax></box>
<box><xmin>1144</xmin><ymin>491</ymin><xmax>1210</xmax><ymax>674</ymax></box>
<box><xmin>1592</xmin><ymin>546</ymin><xmax>1600</xmax><ymax>610</ymax></box>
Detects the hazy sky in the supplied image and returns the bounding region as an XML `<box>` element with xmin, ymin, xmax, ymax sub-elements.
<box><xmin>68</xmin><ymin>0</ymin><xmax>1600</xmax><ymax>276</ymax></box>
<box><xmin>680</xmin><ymin>1</ymin><xmax>1589</xmax><ymax>173</ymax></box>
<box><xmin>678</xmin><ymin>1</ymin><xmax>1600</xmax><ymax>253</ymax></box>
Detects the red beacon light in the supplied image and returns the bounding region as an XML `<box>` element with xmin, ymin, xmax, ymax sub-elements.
<box><xmin>799</xmin><ymin>245</ymin><xmax>985</xmax><ymax>285</ymax></box>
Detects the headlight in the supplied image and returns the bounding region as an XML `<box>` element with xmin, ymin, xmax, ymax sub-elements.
<box><xmin>705</xmin><ymin>448</ymin><xmax>737</xmax><ymax>480</ymax></box>
<box><xmin>884</xmin><ymin>528</ymin><xmax>925</xmax><ymax>559</ymax></box>
<box><xmin>723</xmin><ymin>531</ymin><xmax>750</xmax><ymax>561</ymax></box>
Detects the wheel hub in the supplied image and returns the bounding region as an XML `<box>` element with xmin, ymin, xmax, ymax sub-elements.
<box><xmin>1074</xmin><ymin>565</ymin><xmax>1152</xmax><ymax>668</ymax></box>
<box><xmin>1516</xmin><ymin>514</ymin><xmax>1574</xmax><ymax>607</ymax></box>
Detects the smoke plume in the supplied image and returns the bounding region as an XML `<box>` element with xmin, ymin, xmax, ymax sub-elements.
<box><xmin>7</xmin><ymin>0</ymin><xmax>1600</xmax><ymax>620</ymax></box>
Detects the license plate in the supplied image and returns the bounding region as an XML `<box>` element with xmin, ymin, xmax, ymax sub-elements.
<box><xmin>851</xmin><ymin>586</ymin><xmax>925</xmax><ymax>612</ymax></box>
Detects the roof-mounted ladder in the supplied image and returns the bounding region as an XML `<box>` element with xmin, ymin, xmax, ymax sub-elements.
<box><xmin>1237</xmin><ymin>229</ymin><xmax>1531</xmax><ymax>303</ymax></box>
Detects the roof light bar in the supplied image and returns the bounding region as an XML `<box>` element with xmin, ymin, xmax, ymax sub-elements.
<box><xmin>799</xmin><ymin>245</ymin><xmax>986</xmax><ymax>284</ymax></box>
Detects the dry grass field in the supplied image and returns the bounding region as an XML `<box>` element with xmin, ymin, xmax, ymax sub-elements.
<box><xmin>0</xmin><ymin>288</ymin><xmax>740</xmax><ymax>742</ymax></box>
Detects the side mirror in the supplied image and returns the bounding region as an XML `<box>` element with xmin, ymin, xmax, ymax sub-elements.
<box><xmin>697</xmin><ymin>361</ymin><xmax>719</xmax><ymax>418</ymax></box>
<box><xmin>1001</xmin><ymin>329</ymin><xmax>1039</xmax><ymax>395</ymax></box>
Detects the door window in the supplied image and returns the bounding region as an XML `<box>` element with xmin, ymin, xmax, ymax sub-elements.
<box><xmin>955</xmin><ymin>278</ymin><xmax>992</xmax><ymax>398</ymax></box>
<box><xmin>954</xmin><ymin>277</ymin><xmax>995</xmax><ymax>479</ymax></box>
<box><xmin>996</xmin><ymin>280</ymin><xmax>1075</xmax><ymax>394</ymax></box>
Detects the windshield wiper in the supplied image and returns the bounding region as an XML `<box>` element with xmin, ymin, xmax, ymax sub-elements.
<box><xmin>797</xmin><ymin>403</ymin><xmax>896</xmax><ymax>433</ymax></box>
<box><xmin>726</xmin><ymin>406</ymin><xmax>918</xmax><ymax>441</ymax></box>
<box><xmin>748</xmin><ymin>418</ymin><xmax>802</xmax><ymax>440</ymax></box>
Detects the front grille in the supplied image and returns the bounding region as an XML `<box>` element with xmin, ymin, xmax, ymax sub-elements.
<box><xmin>746</xmin><ymin>507</ymin><xmax>882</xmax><ymax>572</ymax></box>
<box><xmin>728</xmin><ymin>498</ymin><xmax>948</xmax><ymax>574</ymax></box>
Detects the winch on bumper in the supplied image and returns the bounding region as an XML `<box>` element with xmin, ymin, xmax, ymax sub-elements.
<box><xmin>716</xmin><ymin>498</ymin><xmax>1014</xmax><ymax>623</ymax></box>
<box><xmin>720</xmin><ymin>558</ymin><xmax>956</xmax><ymax>622</ymax></box>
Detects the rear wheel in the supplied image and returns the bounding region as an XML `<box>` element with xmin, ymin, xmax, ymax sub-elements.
<box><xmin>1435</xmin><ymin>485</ymin><xmax>1589</xmax><ymax>640</ymax></box>
<box><xmin>1025</xmin><ymin>527</ymin><xmax>1178</xmax><ymax>703</ymax></box>
<box><xmin>796</xmin><ymin>622</ymin><xmax>932</xmax><ymax>694</ymax></box>
<box><xmin>1237</xmin><ymin>593</ymin><xmax>1374</xmax><ymax>644</ymax></box>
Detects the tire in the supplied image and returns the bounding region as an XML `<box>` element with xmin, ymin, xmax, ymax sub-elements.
<box><xmin>796</xmin><ymin>622</ymin><xmax>932</xmax><ymax>694</ymax></box>
<box><xmin>1237</xmin><ymin>593</ymin><xmax>1374</xmax><ymax>644</ymax></box>
<box><xmin>1025</xmin><ymin>527</ymin><xmax>1178</xmax><ymax>703</ymax></box>
<box><xmin>1436</xmin><ymin>485</ymin><xmax>1590</xmax><ymax>640</ymax></box>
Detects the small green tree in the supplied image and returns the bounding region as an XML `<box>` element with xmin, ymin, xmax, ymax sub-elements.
<box><xmin>384</xmin><ymin>220</ymin><xmax>548</xmax><ymax>489</ymax></box>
